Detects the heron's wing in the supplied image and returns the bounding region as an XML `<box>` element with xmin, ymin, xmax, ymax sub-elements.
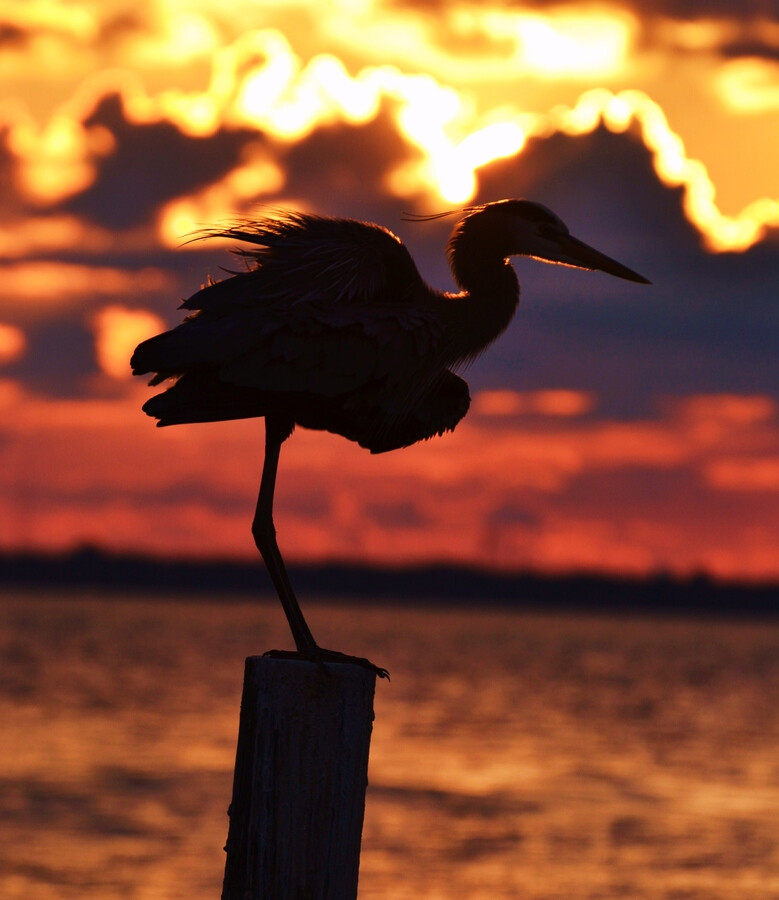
<box><xmin>182</xmin><ymin>212</ymin><xmax>426</xmax><ymax>315</ymax></box>
<box><xmin>132</xmin><ymin>286</ymin><xmax>445</xmax><ymax>394</ymax></box>
<box><xmin>133</xmin><ymin>211</ymin><xmax>446</xmax><ymax>392</ymax></box>
<box><xmin>223</xmin><ymin>305</ymin><xmax>442</xmax><ymax>393</ymax></box>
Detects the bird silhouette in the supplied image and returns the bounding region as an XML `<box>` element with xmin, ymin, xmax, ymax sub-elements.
<box><xmin>131</xmin><ymin>199</ymin><xmax>649</xmax><ymax>678</ymax></box>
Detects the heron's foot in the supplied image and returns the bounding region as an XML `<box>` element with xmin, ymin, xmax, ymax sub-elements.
<box><xmin>263</xmin><ymin>646</ymin><xmax>390</xmax><ymax>680</ymax></box>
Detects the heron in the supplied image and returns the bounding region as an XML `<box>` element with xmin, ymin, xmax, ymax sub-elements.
<box><xmin>131</xmin><ymin>199</ymin><xmax>649</xmax><ymax>678</ymax></box>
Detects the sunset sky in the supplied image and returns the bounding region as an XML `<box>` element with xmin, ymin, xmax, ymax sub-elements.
<box><xmin>0</xmin><ymin>0</ymin><xmax>777</xmax><ymax>581</ymax></box>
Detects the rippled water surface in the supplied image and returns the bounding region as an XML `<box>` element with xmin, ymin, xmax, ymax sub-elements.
<box><xmin>1</xmin><ymin>590</ymin><xmax>777</xmax><ymax>898</ymax></box>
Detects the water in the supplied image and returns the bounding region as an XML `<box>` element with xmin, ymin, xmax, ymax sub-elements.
<box><xmin>1</xmin><ymin>590</ymin><xmax>777</xmax><ymax>899</ymax></box>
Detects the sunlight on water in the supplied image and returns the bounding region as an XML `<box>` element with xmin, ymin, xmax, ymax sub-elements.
<box><xmin>0</xmin><ymin>591</ymin><xmax>777</xmax><ymax>898</ymax></box>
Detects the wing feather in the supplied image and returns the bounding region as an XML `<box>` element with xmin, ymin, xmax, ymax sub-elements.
<box><xmin>183</xmin><ymin>211</ymin><xmax>425</xmax><ymax>313</ymax></box>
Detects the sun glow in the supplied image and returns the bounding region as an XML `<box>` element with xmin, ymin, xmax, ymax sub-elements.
<box><xmin>481</xmin><ymin>8</ymin><xmax>633</xmax><ymax>78</ymax></box>
<box><xmin>0</xmin><ymin>1</ymin><xmax>775</xmax><ymax>253</ymax></box>
<box><xmin>714</xmin><ymin>57</ymin><xmax>779</xmax><ymax>114</ymax></box>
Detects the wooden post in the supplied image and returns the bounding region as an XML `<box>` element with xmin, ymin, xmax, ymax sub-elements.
<box><xmin>222</xmin><ymin>656</ymin><xmax>377</xmax><ymax>900</ymax></box>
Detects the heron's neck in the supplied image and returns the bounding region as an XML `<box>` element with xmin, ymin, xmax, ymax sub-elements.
<box><xmin>446</xmin><ymin>220</ymin><xmax>520</xmax><ymax>357</ymax></box>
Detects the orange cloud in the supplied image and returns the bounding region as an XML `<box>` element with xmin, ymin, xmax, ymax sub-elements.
<box><xmin>0</xmin><ymin>216</ymin><xmax>110</xmax><ymax>258</ymax></box>
<box><xmin>1</xmin><ymin>375</ymin><xmax>778</xmax><ymax>582</ymax></box>
<box><xmin>156</xmin><ymin>142</ymin><xmax>285</xmax><ymax>247</ymax></box>
<box><xmin>0</xmin><ymin>263</ymin><xmax>176</xmax><ymax>317</ymax></box>
<box><xmin>705</xmin><ymin>458</ymin><xmax>779</xmax><ymax>491</ymax></box>
<box><xmin>1</xmin><ymin>1</ymin><xmax>776</xmax><ymax>249</ymax></box>
<box><xmin>0</xmin><ymin>323</ymin><xmax>26</xmax><ymax>364</ymax></box>
<box><xmin>672</xmin><ymin>392</ymin><xmax>776</xmax><ymax>425</ymax></box>
<box><xmin>714</xmin><ymin>57</ymin><xmax>779</xmax><ymax>115</ymax></box>
<box><xmin>472</xmin><ymin>389</ymin><xmax>595</xmax><ymax>417</ymax></box>
<box><xmin>91</xmin><ymin>305</ymin><xmax>166</xmax><ymax>380</ymax></box>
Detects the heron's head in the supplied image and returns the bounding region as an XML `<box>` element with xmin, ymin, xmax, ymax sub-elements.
<box><xmin>472</xmin><ymin>199</ymin><xmax>651</xmax><ymax>284</ymax></box>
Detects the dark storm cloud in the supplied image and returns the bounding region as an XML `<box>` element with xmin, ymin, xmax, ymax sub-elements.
<box><xmin>7</xmin><ymin>316</ymin><xmax>98</xmax><ymax>396</ymax></box>
<box><xmin>0</xmin><ymin>22</ymin><xmax>26</xmax><ymax>50</ymax></box>
<box><xmin>96</xmin><ymin>11</ymin><xmax>151</xmax><ymax>46</ymax></box>
<box><xmin>558</xmin><ymin>461</ymin><xmax>779</xmax><ymax>535</ymax></box>
<box><xmin>0</xmin><ymin>125</ymin><xmax>25</xmax><ymax>219</ymax></box>
<box><xmin>364</xmin><ymin>499</ymin><xmax>431</xmax><ymax>528</ymax></box>
<box><xmin>638</xmin><ymin>0</ymin><xmax>779</xmax><ymax>17</ymax></box>
<box><xmin>563</xmin><ymin>464</ymin><xmax>702</xmax><ymax>511</ymax></box>
<box><xmin>280</xmin><ymin>107</ymin><xmax>423</xmax><ymax>222</ymax></box>
<box><xmin>485</xmin><ymin>502</ymin><xmax>541</xmax><ymax>529</ymax></box>
<box><xmin>389</xmin><ymin>0</ymin><xmax>779</xmax><ymax>19</ymax></box>
<box><xmin>65</xmin><ymin>95</ymin><xmax>259</xmax><ymax>230</ymax></box>
<box><xmin>476</xmin><ymin>126</ymin><xmax>695</xmax><ymax>255</ymax></box>
<box><xmin>392</xmin><ymin>0</ymin><xmax>779</xmax><ymax>66</ymax></box>
<box><xmin>721</xmin><ymin>41</ymin><xmax>779</xmax><ymax>61</ymax></box>
<box><xmin>454</xmin><ymin>127</ymin><xmax>779</xmax><ymax>417</ymax></box>
<box><xmin>4</xmin><ymin>476</ymin><xmax>248</xmax><ymax>515</ymax></box>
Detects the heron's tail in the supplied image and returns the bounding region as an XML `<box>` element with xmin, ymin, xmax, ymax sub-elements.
<box><xmin>141</xmin><ymin>371</ymin><xmax>270</xmax><ymax>426</ymax></box>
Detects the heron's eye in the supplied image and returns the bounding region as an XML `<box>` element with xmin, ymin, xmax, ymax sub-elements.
<box><xmin>538</xmin><ymin>222</ymin><xmax>560</xmax><ymax>239</ymax></box>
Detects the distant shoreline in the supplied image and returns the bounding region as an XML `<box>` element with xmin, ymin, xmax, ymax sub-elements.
<box><xmin>0</xmin><ymin>546</ymin><xmax>776</xmax><ymax>617</ymax></box>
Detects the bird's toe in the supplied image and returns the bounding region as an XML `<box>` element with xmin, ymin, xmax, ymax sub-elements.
<box><xmin>263</xmin><ymin>646</ymin><xmax>390</xmax><ymax>680</ymax></box>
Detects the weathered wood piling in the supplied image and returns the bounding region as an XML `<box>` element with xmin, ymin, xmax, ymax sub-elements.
<box><xmin>222</xmin><ymin>656</ymin><xmax>377</xmax><ymax>899</ymax></box>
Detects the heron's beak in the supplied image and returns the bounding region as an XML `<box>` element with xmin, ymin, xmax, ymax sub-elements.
<box><xmin>549</xmin><ymin>234</ymin><xmax>651</xmax><ymax>284</ymax></box>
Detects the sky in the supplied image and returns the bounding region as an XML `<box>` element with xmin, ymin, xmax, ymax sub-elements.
<box><xmin>0</xmin><ymin>0</ymin><xmax>777</xmax><ymax>582</ymax></box>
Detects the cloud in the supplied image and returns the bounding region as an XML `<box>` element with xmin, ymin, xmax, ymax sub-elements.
<box><xmin>0</xmin><ymin>262</ymin><xmax>175</xmax><ymax>315</ymax></box>
<box><xmin>280</xmin><ymin>108</ymin><xmax>422</xmax><ymax>215</ymax></box>
<box><xmin>640</xmin><ymin>1</ymin><xmax>779</xmax><ymax>22</ymax></box>
<box><xmin>64</xmin><ymin>95</ymin><xmax>259</xmax><ymax>229</ymax></box>
<box><xmin>0</xmin><ymin>117</ymin><xmax>774</xmax><ymax>428</ymax></box>
<box><xmin>0</xmin><ymin>323</ymin><xmax>25</xmax><ymax>364</ymax></box>
<box><xmin>5</xmin><ymin>318</ymin><xmax>99</xmax><ymax>396</ymax></box>
<box><xmin>2</xmin><ymin>1</ymin><xmax>776</xmax><ymax>245</ymax></box>
<box><xmin>705</xmin><ymin>457</ymin><xmax>779</xmax><ymax>490</ymax></box>
<box><xmin>453</xmin><ymin>126</ymin><xmax>777</xmax><ymax>415</ymax></box>
<box><xmin>0</xmin><ymin>0</ymin><xmax>776</xmax><ymax>580</ymax></box>
<box><xmin>0</xmin><ymin>263</ymin><xmax>177</xmax><ymax>395</ymax></box>
<box><xmin>472</xmin><ymin>389</ymin><xmax>596</xmax><ymax>418</ymax></box>
<box><xmin>90</xmin><ymin>305</ymin><xmax>165</xmax><ymax>379</ymax></box>
<box><xmin>2</xmin><ymin>378</ymin><xmax>777</xmax><ymax>579</ymax></box>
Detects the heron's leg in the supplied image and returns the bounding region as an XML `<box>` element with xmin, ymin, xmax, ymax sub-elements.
<box><xmin>253</xmin><ymin>417</ymin><xmax>390</xmax><ymax>679</ymax></box>
<box><xmin>252</xmin><ymin>416</ymin><xmax>317</xmax><ymax>655</ymax></box>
